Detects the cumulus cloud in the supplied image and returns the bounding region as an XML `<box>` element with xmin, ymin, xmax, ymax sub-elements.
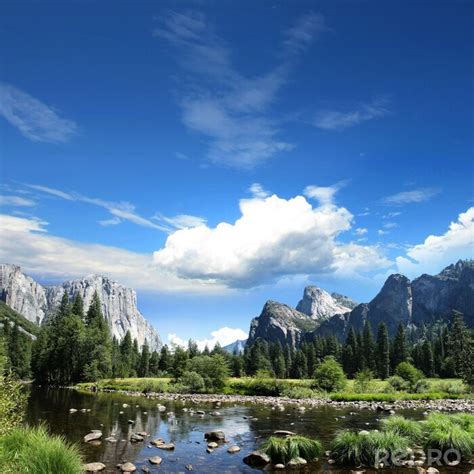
<box><xmin>168</xmin><ymin>327</ymin><xmax>248</xmax><ymax>351</ymax></box>
<box><xmin>0</xmin><ymin>214</ymin><xmax>225</xmax><ymax>293</ymax></box>
<box><xmin>383</xmin><ymin>188</ymin><xmax>439</xmax><ymax>205</ymax></box>
<box><xmin>314</xmin><ymin>98</ymin><xmax>389</xmax><ymax>131</ymax></box>
<box><xmin>0</xmin><ymin>82</ymin><xmax>77</xmax><ymax>143</ymax></box>
<box><xmin>396</xmin><ymin>207</ymin><xmax>474</xmax><ymax>277</ymax></box>
<box><xmin>154</xmin><ymin>11</ymin><xmax>324</xmax><ymax>168</ymax></box>
<box><xmin>354</xmin><ymin>227</ymin><xmax>368</xmax><ymax>236</ymax></box>
<box><xmin>153</xmin><ymin>192</ymin><xmax>391</xmax><ymax>288</ymax></box>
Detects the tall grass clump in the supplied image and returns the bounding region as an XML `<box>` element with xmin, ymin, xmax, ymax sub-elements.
<box><xmin>381</xmin><ymin>416</ymin><xmax>423</xmax><ymax>443</ymax></box>
<box><xmin>0</xmin><ymin>425</ymin><xmax>83</xmax><ymax>473</ymax></box>
<box><xmin>262</xmin><ymin>435</ymin><xmax>322</xmax><ymax>464</ymax></box>
<box><xmin>330</xmin><ymin>430</ymin><xmax>409</xmax><ymax>467</ymax></box>
<box><xmin>423</xmin><ymin>412</ymin><xmax>474</xmax><ymax>459</ymax></box>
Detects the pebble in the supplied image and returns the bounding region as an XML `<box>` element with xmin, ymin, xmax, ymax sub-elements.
<box><xmin>149</xmin><ymin>456</ymin><xmax>162</xmax><ymax>465</ymax></box>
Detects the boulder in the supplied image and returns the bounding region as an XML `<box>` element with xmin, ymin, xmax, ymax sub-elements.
<box><xmin>207</xmin><ymin>442</ymin><xmax>219</xmax><ymax>449</ymax></box>
<box><xmin>84</xmin><ymin>462</ymin><xmax>106</xmax><ymax>472</ymax></box>
<box><xmin>84</xmin><ymin>431</ymin><xmax>102</xmax><ymax>443</ymax></box>
<box><xmin>243</xmin><ymin>451</ymin><xmax>270</xmax><ymax>467</ymax></box>
<box><xmin>157</xmin><ymin>443</ymin><xmax>175</xmax><ymax>450</ymax></box>
<box><xmin>227</xmin><ymin>446</ymin><xmax>241</xmax><ymax>454</ymax></box>
<box><xmin>130</xmin><ymin>433</ymin><xmax>144</xmax><ymax>443</ymax></box>
<box><xmin>287</xmin><ymin>457</ymin><xmax>307</xmax><ymax>467</ymax></box>
<box><xmin>204</xmin><ymin>430</ymin><xmax>225</xmax><ymax>441</ymax></box>
<box><xmin>149</xmin><ymin>456</ymin><xmax>162</xmax><ymax>465</ymax></box>
<box><xmin>120</xmin><ymin>463</ymin><xmax>137</xmax><ymax>472</ymax></box>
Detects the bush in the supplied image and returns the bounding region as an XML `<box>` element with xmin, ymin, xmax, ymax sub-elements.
<box><xmin>313</xmin><ymin>357</ymin><xmax>347</xmax><ymax>392</ymax></box>
<box><xmin>142</xmin><ymin>379</ymin><xmax>168</xmax><ymax>394</ymax></box>
<box><xmin>354</xmin><ymin>369</ymin><xmax>374</xmax><ymax>393</ymax></box>
<box><xmin>394</xmin><ymin>362</ymin><xmax>422</xmax><ymax>387</ymax></box>
<box><xmin>0</xmin><ymin>373</ymin><xmax>27</xmax><ymax>437</ymax></box>
<box><xmin>381</xmin><ymin>416</ymin><xmax>423</xmax><ymax>442</ymax></box>
<box><xmin>386</xmin><ymin>375</ymin><xmax>409</xmax><ymax>392</ymax></box>
<box><xmin>177</xmin><ymin>371</ymin><xmax>206</xmax><ymax>393</ymax></box>
<box><xmin>412</xmin><ymin>379</ymin><xmax>430</xmax><ymax>393</ymax></box>
<box><xmin>262</xmin><ymin>435</ymin><xmax>322</xmax><ymax>464</ymax></box>
<box><xmin>0</xmin><ymin>425</ymin><xmax>83</xmax><ymax>473</ymax></box>
<box><xmin>280</xmin><ymin>386</ymin><xmax>317</xmax><ymax>399</ymax></box>
<box><xmin>330</xmin><ymin>430</ymin><xmax>409</xmax><ymax>467</ymax></box>
<box><xmin>187</xmin><ymin>354</ymin><xmax>229</xmax><ymax>391</ymax></box>
<box><xmin>424</xmin><ymin>425</ymin><xmax>474</xmax><ymax>460</ymax></box>
<box><xmin>436</xmin><ymin>380</ymin><xmax>468</xmax><ymax>394</ymax></box>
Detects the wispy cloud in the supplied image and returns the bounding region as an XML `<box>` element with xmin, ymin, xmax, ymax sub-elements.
<box><xmin>303</xmin><ymin>179</ymin><xmax>349</xmax><ymax>206</ymax></box>
<box><xmin>382</xmin><ymin>188</ymin><xmax>440</xmax><ymax>205</ymax></box>
<box><xmin>26</xmin><ymin>184</ymin><xmax>169</xmax><ymax>231</ymax></box>
<box><xmin>313</xmin><ymin>98</ymin><xmax>389</xmax><ymax>131</ymax></box>
<box><xmin>154</xmin><ymin>11</ymin><xmax>325</xmax><ymax>168</ymax></box>
<box><xmin>153</xmin><ymin>213</ymin><xmax>207</xmax><ymax>230</ymax></box>
<box><xmin>248</xmin><ymin>183</ymin><xmax>270</xmax><ymax>198</ymax></box>
<box><xmin>0</xmin><ymin>195</ymin><xmax>36</xmax><ymax>207</ymax></box>
<box><xmin>0</xmin><ymin>83</ymin><xmax>77</xmax><ymax>143</ymax></box>
<box><xmin>354</xmin><ymin>227</ymin><xmax>368</xmax><ymax>236</ymax></box>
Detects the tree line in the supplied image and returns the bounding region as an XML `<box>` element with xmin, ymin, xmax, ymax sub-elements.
<box><xmin>1</xmin><ymin>291</ymin><xmax>472</xmax><ymax>388</ymax></box>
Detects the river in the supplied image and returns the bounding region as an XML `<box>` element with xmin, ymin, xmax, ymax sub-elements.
<box><xmin>25</xmin><ymin>387</ymin><xmax>470</xmax><ymax>473</ymax></box>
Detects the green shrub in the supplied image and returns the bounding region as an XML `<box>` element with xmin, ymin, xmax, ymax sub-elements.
<box><xmin>0</xmin><ymin>373</ymin><xmax>27</xmax><ymax>437</ymax></box>
<box><xmin>262</xmin><ymin>435</ymin><xmax>322</xmax><ymax>464</ymax></box>
<box><xmin>187</xmin><ymin>354</ymin><xmax>230</xmax><ymax>391</ymax></box>
<box><xmin>394</xmin><ymin>362</ymin><xmax>423</xmax><ymax>387</ymax></box>
<box><xmin>177</xmin><ymin>371</ymin><xmax>206</xmax><ymax>393</ymax></box>
<box><xmin>0</xmin><ymin>425</ymin><xmax>83</xmax><ymax>473</ymax></box>
<box><xmin>330</xmin><ymin>430</ymin><xmax>409</xmax><ymax>467</ymax></box>
<box><xmin>313</xmin><ymin>357</ymin><xmax>347</xmax><ymax>392</ymax></box>
<box><xmin>354</xmin><ymin>369</ymin><xmax>374</xmax><ymax>393</ymax></box>
<box><xmin>413</xmin><ymin>379</ymin><xmax>430</xmax><ymax>393</ymax></box>
<box><xmin>436</xmin><ymin>380</ymin><xmax>468</xmax><ymax>394</ymax></box>
<box><xmin>280</xmin><ymin>386</ymin><xmax>317</xmax><ymax>399</ymax></box>
<box><xmin>142</xmin><ymin>379</ymin><xmax>168</xmax><ymax>394</ymax></box>
<box><xmin>386</xmin><ymin>375</ymin><xmax>409</xmax><ymax>392</ymax></box>
<box><xmin>381</xmin><ymin>416</ymin><xmax>423</xmax><ymax>442</ymax></box>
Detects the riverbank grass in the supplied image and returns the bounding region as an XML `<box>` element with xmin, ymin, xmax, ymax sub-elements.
<box><xmin>262</xmin><ymin>435</ymin><xmax>322</xmax><ymax>464</ymax></box>
<box><xmin>0</xmin><ymin>425</ymin><xmax>83</xmax><ymax>474</ymax></box>
<box><xmin>381</xmin><ymin>415</ymin><xmax>423</xmax><ymax>442</ymax></box>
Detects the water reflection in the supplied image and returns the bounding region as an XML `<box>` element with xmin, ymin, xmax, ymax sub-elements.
<box><xmin>25</xmin><ymin>387</ymin><xmax>468</xmax><ymax>473</ymax></box>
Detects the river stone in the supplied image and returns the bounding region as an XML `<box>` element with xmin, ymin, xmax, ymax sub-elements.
<box><xmin>287</xmin><ymin>457</ymin><xmax>307</xmax><ymax>467</ymax></box>
<box><xmin>157</xmin><ymin>404</ymin><xmax>166</xmax><ymax>412</ymax></box>
<box><xmin>142</xmin><ymin>468</ymin><xmax>150</xmax><ymax>473</ymax></box>
<box><xmin>157</xmin><ymin>443</ymin><xmax>175</xmax><ymax>450</ymax></box>
<box><xmin>84</xmin><ymin>431</ymin><xmax>102</xmax><ymax>443</ymax></box>
<box><xmin>204</xmin><ymin>430</ymin><xmax>225</xmax><ymax>441</ymax></box>
<box><xmin>149</xmin><ymin>456</ymin><xmax>162</xmax><ymax>465</ymax></box>
<box><xmin>185</xmin><ymin>464</ymin><xmax>193</xmax><ymax>471</ymax></box>
<box><xmin>273</xmin><ymin>430</ymin><xmax>295</xmax><ymax>436</ymax></box>
<box><xmin>120</xmin><ymin>462</ymin><xmax>136</xmax><ymax>472</ymax></box>
<box><xmin>105</xmin><ymin>436</ymin><xmax>117</xmax><ymax>443</ymax></box>
<box><xmin>426</xmin><ymin>469</ymin><xmax>439</xmax><ymax>474</ymax></box>
<box><xmin>274</xmin><ymin>464</ymin><xmax>285</xmax><ymax>470</ymax></box>
<box><xmin>207</xmin><ymin>442</ymin><xmax>219</xmax><ymax>449</ymax></box>
<box><xmin>84</xmin><ymin>462</ymin><xmax>106</xmax><ymax>472</ymax></box>
<box><xmin>243</xmin><ymin>451</ymin><xmax>270</xmax><ymax>467</ymax></box>
<box><xmin>227</xmin><ymin>446</ymin><xmax>241</xmax><ymax>454</ymax></box>
<box><xmin>151</xmin><ymin>438</ymin><xmax>165</xmax><ymax>446</ymax></box>
<box><xmin>130</xmin><ymin>433</ymin><xmax>144</xmax><ymax>442</ymax></box>
<box><xmin>69</xmin><ymin>408</ymin><xmax>78</xmax><ymax>413</ymax></box>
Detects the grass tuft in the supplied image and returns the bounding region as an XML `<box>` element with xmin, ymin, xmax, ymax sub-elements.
<box><xmin>262</xmin><ymin>435</ymin><xmax>322</xmax><ymax>464</ymax></box>
<box><xmin>0</xmin><ymin>425</ymin><xmax>83</xmax><ymax>474</ymax></box>
<box><xmin>381</xmin><ymin>415</ymin><xmax>423</xmax><ymax>443</ymax></box>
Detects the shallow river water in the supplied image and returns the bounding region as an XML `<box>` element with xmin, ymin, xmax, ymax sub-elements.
<box><xmin>25</xmin><ymin>387</ymin><xmax>471</xmax><ymax>473</ymax></box>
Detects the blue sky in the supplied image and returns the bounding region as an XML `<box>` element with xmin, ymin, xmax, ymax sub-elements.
<box><xmin>0</xmin><ymin>1</ymin><xmax>473</xmax><ymax>348</ymax></box>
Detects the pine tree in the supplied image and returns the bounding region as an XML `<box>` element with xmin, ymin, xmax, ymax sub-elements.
<box><xmin>119</xmin><ymin>331</ymin><xmax>133</xmax><ymax>377</ymax></box>
<box><xmin>149</xmin><ymin>350</ymin><xmax>160</xmax><ymax>376</ymax></box>
<box><xmin>171</xmin><ymin>345</ymin><xmax>188</xmax><ymax>379</ymax></box>
<box><xmin>421</xmin><ymin>340</ymin><xmax>434</xmax><ymax>377</ymax></box>
<box><xmin>138</xmin><ymin>342</ymin><xmax>150</xmax><ymax>377</ymax></box>
<box><xmin>187</xmin><ymin>339</ymin><xmax>199</xmax><ymax>358</ymax></box>
<box><xmin>392</xmin><ymin>323</ymin><xmax>408</xmax><ymax>368</ymax></box>
<box><xmin>343</xmin><ymin>327</ymin><xmax>358</xmax><ymax>377</ymax></box>
<box><xmin>362</xmin><ymin>321</ymin><xmax>376</xmax><ymax>371</ymax></box>
<box><xmin>376</xmin><ymin>322</ymin><xmax>390</xmax><ymax>379</ymax></box>
<box><xmin>71</xmin><ymin>293</ymin><xmax>84</xmax><ymax>319</ymax></box>
<box><xmin>448</xmin><ymin>311</ymin><xmax>473</xmax><ymax>385</ymax></box>
<box><xmin>290</xmin><ymin>350</ymin><xmax>308</xmax><ymax>379</ymax></box>
<box><xmin>158</xmin><ymin>345</ymin><xmax>172</xmax><ymax>373</ymax></box>
<box><xmin>7</xmin><ymin>324</ymin><xmax>31</xmax><ymax>379</ymax></box>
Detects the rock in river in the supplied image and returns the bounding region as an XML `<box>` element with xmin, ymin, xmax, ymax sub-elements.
<box><xmin>149</xmin><ymin>456</ymin><xmax>162</xmax><ymax>465</ymax></box>
<box><xmin>120</xmin><ymin>462</ymin><xmax>136</xmax><ymax>472</ymax></box>
<box><xmin>84</xmin><ymin>431</ymin><xmax>102</xmax><ymax>443</ymax></box>
<box><xmin>204</xmin><ymin>430</ymin><xmax>225</xmax><ymax>441</ymax></box>
<box><xmin>227</xmin><ymin>446</ymin><xmax>241</xmax><ymax>454</ymax></box>
<box><xmin>84</xmin><ymin>462</ymin><xmax>106</xmax><ymax>472</ymax></box>
<box><xmin>243</xmin><ymin>451</ymin><xmax>270</xmax><ymax>467</ymax></box>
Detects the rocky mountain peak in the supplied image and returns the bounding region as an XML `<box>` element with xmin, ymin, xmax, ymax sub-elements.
<box><xmin>0</xmin><ymin>264</ymin><xmax>162</xmax><ymax>351</ymax></box>
<box><xmin>296</xmin><ymin>285</ymin><xmax>352</xmax><ymax>320</ymax></box>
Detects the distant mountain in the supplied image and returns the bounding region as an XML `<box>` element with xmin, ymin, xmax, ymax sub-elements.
<box><xmin>246</xmin><ymin>260</ymin><xmax>474</xmax><ymax>346</ymax></box>
<box><xmin>0</xmin><ymin>264</ymin><xmax>162</xmax><ymax>350</ymax></box>
<box><xmin>223</xmin><ymin>339</ymin><xmax>247</xmax><ymax>354</ymax></box>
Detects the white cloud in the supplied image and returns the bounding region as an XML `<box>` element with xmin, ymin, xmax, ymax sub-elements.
<box><xmin>0</xmin><ymin>195</ymin><xmax>36</xmax><ymax>207</ymax></box>
<box><xmin>153</xmin><ymin>191</ymin><xmax>391</xmax><ymax>288</ymax></box>
<box><xmin>0</xmin><ymin>214</ymin><xmax>225</xmax><ymax>294</ymax></box>
<box><xmin>314</xmin><ymin>98</ymin><xmax>389</xmax><ymax>131</ymax></box>
<box><xmin>303</xmin><ymin>180</ymin><xmax>348</xmax><ymax>206</ymax></box>
<box><xmin>154</xmin><ymin>11</ymin><xmax>324</xmax><ymax>168</ymax></box>
<box><xmin>27</xmin><ymin>183</ymin><xmax>169</xmax><ymax>231</ymax></box>
<box><xmin>383</xmin><ymin>211</ymin><xmax>402</xmax><ymax>219</ymax></box>
<box><xmin>168</xmin><ymin>327</ymin><xmax>248</xmax><ymax>351</ymax></box>
<box><xmin>153</xmin><ymin>213</ymin><xmax>207</xmax><ymax>230</ymax></box>
<box><xmin>249</xmin><ymin>183</ymin><xmax>270</xmax><ymax>198</ymax></box>
<box><xmin>383</xmin><ymin>222</ymin><xmax>398</xmax><ymax>230</ymax></box>
<box><xmin>354</xmin><ymin>227</ymin><xmax>368</xmax><ymax>236</ymax></box>
<box><xmin>396</xmin><ymin>207</ymin><xmax>474</xmax><ymax>277</ymax></box>
<box><xmin>0</xmin><ymin>82</ymin><xmax>77</xmax><ymax>143</ymax></box>
<box><xmin>383</xmin><ymin>188</ymin><xmax>439</xmax><ymax>205</ymax></box>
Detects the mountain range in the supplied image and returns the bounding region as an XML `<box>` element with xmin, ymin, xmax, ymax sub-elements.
<box><xmin>247</xmin><ymin>260</ymin><xmax>474</xmax><ymax>347</ymax></box>
<box><xmin>0</xmin><ymin>264</ymin><xmax>162</xmax><ymax>351</ymax></box>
